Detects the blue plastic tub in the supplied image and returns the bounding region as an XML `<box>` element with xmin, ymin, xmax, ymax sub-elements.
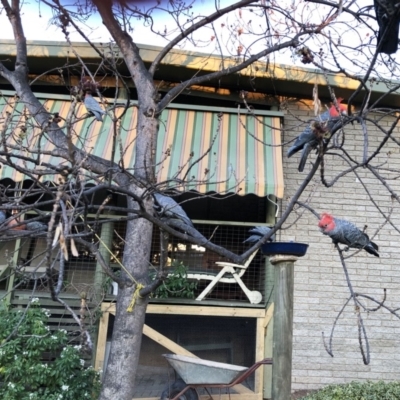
<box><xmin>261</xmin><ymin>242</ymin><xmax>309</xmax><ymax>257</ymax></box>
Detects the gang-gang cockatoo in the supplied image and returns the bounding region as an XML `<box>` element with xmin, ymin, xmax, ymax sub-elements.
<box><xmin>318</xmin><ymin>213</ymin><xmax>379</xmax><ymax>257</ymax></box>
<box><xmin>243</xmin><ymin>226</ymin><xmax>275</xmax><ymax>243</ymax></box>
<box><xmin>153</xmin><ymin>193</ymin><xmax>194</xmax><ymax>227</ymax></box>
<box><xmin>287</xmin><ymin>98</ymin><xmax>347</xmax><ymax>172</ymax></box>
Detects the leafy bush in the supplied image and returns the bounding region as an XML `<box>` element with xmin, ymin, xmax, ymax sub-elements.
<box><xmin>0</xmin><ymin>298</ymin><xmax>101</xmax><ymax>400</ymax></box>
<box><xmin>300</xmin><ymin>380</ymin><xmax>400</xmax><ymax>400</ymax></box>
<box><xmin>153</xmin><ymin>260</ymin><xmax>198</xmax><ymax>299</ymax></box>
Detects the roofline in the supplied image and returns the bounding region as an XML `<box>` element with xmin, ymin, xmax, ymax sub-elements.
<box><xmin>0</xmin><ymin>39</ymin><xmax>399</xmax><ymax>103</ymax></box>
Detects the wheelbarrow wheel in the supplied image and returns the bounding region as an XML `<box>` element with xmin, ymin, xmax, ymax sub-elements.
<box><xmin>160</xmin><ymin>378</ymin><xmax>198</xmax><ymax>400</ymax></box>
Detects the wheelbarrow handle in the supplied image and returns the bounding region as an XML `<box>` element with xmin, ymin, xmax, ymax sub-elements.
<box><xmin>228</xmin><ymin>358</ymin><xmax>273</xmax><ymax>386</ymax></box>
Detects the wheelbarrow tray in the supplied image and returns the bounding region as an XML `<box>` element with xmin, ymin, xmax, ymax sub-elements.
<box><xmin>163</xmin><ymin>354</ymin><xmax>248</xmax><ymax>385</ymax></box>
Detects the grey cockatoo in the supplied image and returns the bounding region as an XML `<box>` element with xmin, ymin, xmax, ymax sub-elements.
<box><xmin>25</xmin><ymin>221</ymin><xmax>47</xmax><ymax>231</ymax></box>
<box><xmin>318</xmin><ymin>213</ymin><xmax>379</xmax><ymax>257</ymax></box>
<box><xmin>84</xmin><ymin>92</ymin><xmax>105</xmax><ymax>121</ymax></box>
<box><xmin>243</xmin><ymin>226</ymin><xmax>275</xmax><ymax>243</ymax></box>
<box><xmin>153</xmin><ymin>193</ymin><xmax>193</xmax><ymax>227</ymax></box>
<box><xmin>287</xmin><ymin>99</ymin><xmax>347</xmax><ymax>172</ymax></box>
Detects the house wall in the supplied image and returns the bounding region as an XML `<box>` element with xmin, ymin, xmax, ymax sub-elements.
<box><xmin>280</xmin><ymin>98</ymin><xmax>400</xmax><ymax>391</ymax></box>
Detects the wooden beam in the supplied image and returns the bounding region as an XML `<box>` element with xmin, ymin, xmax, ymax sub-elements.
<box><xmin>231</xmin><ymin>384</ymin><xmax>254</xmax><ymax>395</ymax></box>
<box><xmin>101</xmin><ymin>301</ymin><xmax>116</xmax><ymax>314</ymax></box>
<box><xmin>254</xmin><ymin>317</ymin><xmax>265</xmax><ymax>400</ymax></box>
<box><xmin>102</xmin><ymin>303</ymin><xmax>265</xmax><ymax>318</ymax></box>
<box><xmin>263</xmin><ymin>305</ymin><xmax>274</xmax><ymax>399</ymax></box>
<box><xmin>143</xmin><ymin>324</ymin><xmax>199</xmax><ymax>358</ymax></box>
<box><xmin>95</xmin><ymin>310</ymin><xmax>110</xmax><ymax>371</ymax></box>
<box><xmin>147</xmin><ymin>305</ymin><xmax>265</xmax><ymax>318</ymax></box>
<box><xmin>263</xmin><ymin>303</ymin><xmax>274</xmax><ymax>328</ymax></box>
<box><xmin>147</xmin><ymin>304</ymin><xmax>265</xmax><ymax>318</ymax></box>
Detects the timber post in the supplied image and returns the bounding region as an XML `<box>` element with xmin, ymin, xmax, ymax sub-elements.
<box><xmin>269</xmin><ymin>254</ymin><xmax>298</xmax><ymax>400</ymax></box>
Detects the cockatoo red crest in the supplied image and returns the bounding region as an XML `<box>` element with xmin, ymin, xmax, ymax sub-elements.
<box><xmin>328</xmin><ymin>98</ymin><xmax>347</xmax><ymax>117</ymax></box>
<box><xmin>318</xmin><ymin>213</ymin><xmax>334</xmax><ymax>230</ymax></box>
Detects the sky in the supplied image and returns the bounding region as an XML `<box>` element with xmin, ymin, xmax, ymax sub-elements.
<box><xmin>0</xmin><ymin>1</ymin><xmax>223</xmax><ymax>48</ymax></box>
<box><xmin>1</xmin><ymin>2</ymin><xmax>144</xmax><ymax>43</ymax></box>
<box><xmin>0</xmin><ymin>0</ymin><xmax>300</xmax><ymax>65</ymax></box>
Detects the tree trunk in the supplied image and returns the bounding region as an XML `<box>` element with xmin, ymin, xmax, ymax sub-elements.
<box><xmin>99</xmin><ymin>195</ymin><xmax>153</xmax><ymax>400</ymax></box>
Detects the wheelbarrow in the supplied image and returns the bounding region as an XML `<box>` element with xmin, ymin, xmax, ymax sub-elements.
<box><xmin>160</xmin><ymin>354</ymin><xmax>272</xmax><ymax>400</ymax></box>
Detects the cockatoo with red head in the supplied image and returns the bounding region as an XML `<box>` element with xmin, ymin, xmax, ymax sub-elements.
<box><xmin>287</xmin><ymin>99</ymin><xmax>347</xmax><ymax>172</ymax></box>
<box><xmin>318</xmin><ymin>213</ymin><xmax>379</xmax><ymax>257</ymax></box>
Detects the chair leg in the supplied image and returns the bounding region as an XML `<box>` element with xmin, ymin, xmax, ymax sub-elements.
<box><xmin>232</xmin><ymin>272</ymin><xmax>262</xmax><ymax>304</ymax></box>
<box><xmin>195</xmin><ymin>267</ymin><xmax>231</xmax><ymax>301</ymax></box>
<box><xmin>196</xmin><ymin>267</ymin><xmax>263</xmax><ymax>304</ymax></box>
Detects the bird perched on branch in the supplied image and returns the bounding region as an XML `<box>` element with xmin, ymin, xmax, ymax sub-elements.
<box><xmin>374</xmin><ymin>0</ymin><xmax>400</xmax><ymax>54</ymax></box>
<box><xmin>243</xmin><ymin>226</ymin><xmax>275</xmax><ymax>243</ymax></box>
<box><xmin>318</xmin><ymin>213</ymin><xmax>379</xmax><ymax>257</ymax></box>
<box><xmin>84</xmin><ymin>91</ymin><xmax>105</xmax><ymax>122</ymax></box>
<box><xmin>153</xmin><ymin>193</ymin><xmax>193</xmax><ymax>227</ymax></box>
<box><xmin>287</xmin><ymin>99</ymin><xmax>347</xmax><ymax>172</ymax></box>
<box><xmin>25</xmin><ymin>221</ymin><xmax>47</xmax><ymax>231</ymax></box>
<box><xmin>6</xmin><ymin>209</ymin><xmax>48</xmax><ymax>231</ymax></box>
<box><xmin>7</xmin><ymin>216</ymin><xmax>47</xmax><ymax>232</ymax></box>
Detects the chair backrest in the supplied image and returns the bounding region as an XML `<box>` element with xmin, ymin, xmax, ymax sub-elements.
<box><xmin>242</xmin><ymin>249</ymin><xmax>259</xmax><ymax>267</ymax></box>
<box><xmin>186</xmin><ymin>249</ymin><xmax>259</xmax><ymax>282</ymax></box>
<box><xmin>222</xmin><ymin>249</ymin><xmax>259</xmax><ymax>280</ymax></box>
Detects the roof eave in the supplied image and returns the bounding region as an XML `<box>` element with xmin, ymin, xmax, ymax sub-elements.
<box><xmin>0</xmin><ymin>39</ymin><xmax>399</xmax><ymax>106</ymax></box>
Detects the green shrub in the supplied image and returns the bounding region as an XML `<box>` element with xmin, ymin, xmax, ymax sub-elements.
<box><xmin>0</xmin><ymin>298</ymin><xmax>101</xmax><ymax>400</ymax></box>
<box><xmin>300</xmin><ymin>380</ymin><xmax>400</xmax><ymax>400</ymax></box>
<box><xmin>153</xmin><ymin>260</ymin><xmax>198</xmax><ymax>299</ymax></box>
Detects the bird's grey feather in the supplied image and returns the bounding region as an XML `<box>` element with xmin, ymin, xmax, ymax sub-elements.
<box><xmin>26</xmin><ymin>221</ymin><xmax>47</xmax><ymax>231</ymax></box>
<box><xmin>322</xmin><ymin>217</ymin><xmax>379</xmax><ymax>257</ymax></box>
<box><xmin>153</xmin><ymin>193</ymin><xmax>193</xmax><ymax>227</ymax></box>
<box><xmin>287</xmin><ymin>110</ymin><xmax>343</xmax><ymax>172</ymax></box>
<box><xmin>84</xmin><ymin>94</ymin><xmax>105</xmax><ymax>122</ymax></box>
<box><xmin>244</xmin><ymin>226</ymin><xmax>274</xmax><ymax>243</ymax></box>
<box><xmin>287</xmin><ymin>110</ymin><xmax>330</xmax><ymax>158</ymax></box>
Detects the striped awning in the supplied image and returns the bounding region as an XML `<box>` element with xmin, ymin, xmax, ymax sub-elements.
<box><xmin>0</xmin><ymin>92</ymin><xmax>284</xmax><ymax>198</ymax></box>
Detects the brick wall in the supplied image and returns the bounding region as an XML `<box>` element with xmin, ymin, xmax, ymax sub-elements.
<box><xmin>279</xmin><ymin>98</ymin><xmax>400</xmax><ymax>391</ymax></box>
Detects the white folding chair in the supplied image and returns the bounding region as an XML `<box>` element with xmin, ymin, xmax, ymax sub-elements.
<box><xmin>188</xmin><ymin>250</ymin><xmax>262</xmax><ymax>304</ymax></box>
